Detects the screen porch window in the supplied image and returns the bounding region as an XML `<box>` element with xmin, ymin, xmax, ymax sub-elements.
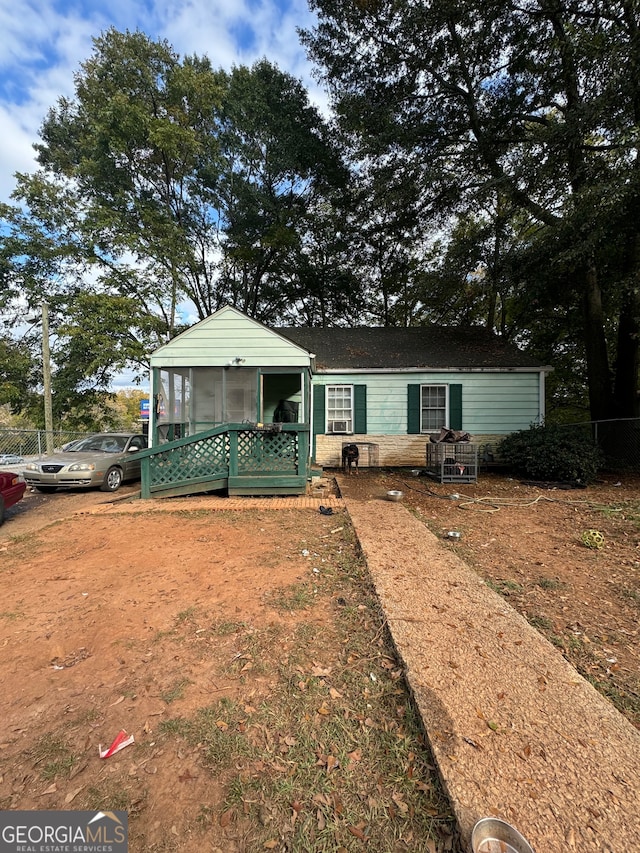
<box><xmin>421</xmin><ymin>385</ymin><xmax>447</xmax><ymax>432</ymax></box>
<box><xmin>327</xmin><ymin>385</ymin><xmax>353</xmax><ymax>433</ymax></box>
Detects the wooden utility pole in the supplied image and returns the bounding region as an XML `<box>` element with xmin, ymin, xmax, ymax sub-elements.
<box><xmin>42</xmin><ymin>302</ymin><xmax>54</xmax><ymax>454</ymax></box>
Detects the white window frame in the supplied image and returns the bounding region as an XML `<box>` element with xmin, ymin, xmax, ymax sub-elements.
<box><xmin>420</xmin><ymin>384</ymin><xmax>448</xmax><ymax>433</ymax></box>
<box><xmin>326</xmin><ymin>384</ymin><xmax>354</xmax><ymax>434</ymax></box>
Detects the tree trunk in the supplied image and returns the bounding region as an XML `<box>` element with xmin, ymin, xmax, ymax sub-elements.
<box><xmin>613</xmin><ymin>232</ymin><xmax>640</xmax><ymax>417</ymax></box>
<box><xmin>582</xmin><ymin>260</ymin><xmax>614</xmax><ymax>421</ymax></box>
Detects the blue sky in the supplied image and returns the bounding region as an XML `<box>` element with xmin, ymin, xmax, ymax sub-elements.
<box><xmin>0</xmin><ymin>0</ymin><xmax>323</xmax><ymax>206</ymax></box>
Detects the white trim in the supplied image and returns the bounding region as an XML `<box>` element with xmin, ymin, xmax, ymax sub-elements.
<box><xmin>539</xmin><ymin>370</ymin><xmax>546</xmax><ymax>423</ymax></box>
<box><xmin>325</xmin><ymin>383</ymin><xmax>354</xmax><ymax>435</ymax></box>
<box><xmin>315</xmin><ymin>366</ymin><xmax>553</xmax><ymax>374</ymax></box>
<box><xmin>419</xmin><ymin>383</ymin><xmax>449</xmax><ymax>434</ymax></box>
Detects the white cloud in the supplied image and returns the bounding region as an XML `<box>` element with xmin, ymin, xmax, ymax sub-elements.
<box><xmin>0</xmin><ymin>105</ymin><xmax>38</xmax><ymax>201</ymax></box>
<box><xmin>0</xmin><ymin>0</ymin><xmax>329</xmax><ymax>391</ymax></box>
<box><xmin>0</xmin><ymin>0</ymin><xmax>325</xmax><ymax>207</ymax></box>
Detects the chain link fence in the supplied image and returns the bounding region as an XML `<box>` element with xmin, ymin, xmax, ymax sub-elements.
<box><xmin>2</xmin><ymin>419</ymin><xmax>640</xmax><ymax>471</ymax></box>
<box><xmin>0</xmin><ymin>429</ymin><xmax>91</xmax><ymax>461</ymax></box>
<box><xmin>557</xmin><ymin>418</ymin><xmax>640</xmax><ymax>471</ymax></box>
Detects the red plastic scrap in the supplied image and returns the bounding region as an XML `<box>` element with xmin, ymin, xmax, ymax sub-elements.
<box><xmin>99</xmin><ymin>729</ymin><xmax>135</xmax><ymax>759</ymax></box>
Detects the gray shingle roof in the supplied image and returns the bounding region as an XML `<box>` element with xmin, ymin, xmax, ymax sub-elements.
<box><xmin>274</xmin><ymin>327</ymin><xmax>545</xmax><ymax>371</ymax></box>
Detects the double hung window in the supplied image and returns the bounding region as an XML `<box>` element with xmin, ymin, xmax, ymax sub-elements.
<box><xmin>421</xmin><ymin>385</ymin><xmax>447</xmax><ymax>432</ymax></box>
<box><xmin>326</xmin><ymin>385</ymin><xmax>353</xmax><ymax>433</ymax></box>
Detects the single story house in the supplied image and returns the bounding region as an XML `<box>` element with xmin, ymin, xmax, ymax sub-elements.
<box><xmin>140</xmin><ymin>306</ymin><xmax>550</xmax><ymax>497</ymax></box>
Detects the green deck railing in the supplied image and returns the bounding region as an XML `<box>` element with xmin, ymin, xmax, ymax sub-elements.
<box><xmin>139</xmin><ymin>423</ymin><xmax>310</xmax><ymax>499</ymax></box>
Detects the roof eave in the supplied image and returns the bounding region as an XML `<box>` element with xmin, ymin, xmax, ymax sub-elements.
<box><xmin>315</xmin><ymin>366</ymin><xmax>553</xmax><ymax>374</ymax></box>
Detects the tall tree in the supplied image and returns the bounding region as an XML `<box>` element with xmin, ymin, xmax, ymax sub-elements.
<box><xmin>34</xmin><ymin>28</ymin><xmax>225</xmax><ymax>333</ymax></box>
<box><xmin>214</xmin><ymin>59</ymin><xmax>347</xmax><ymax>322</ymax></box>
<box><xmin>1</xmin><ymin>30</ymin><xmax>348</xmax><ymax>411</ymax></box>
<box><xmin>303</xmin><ymin>0</ymin><xmax>640</xmax><ymax>419</ymax></box>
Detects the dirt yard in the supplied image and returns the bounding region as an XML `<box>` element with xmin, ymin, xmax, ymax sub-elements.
<box><xmin>1</xmin><ymin>469</ymin><xmax>639</xmax><ymax>852</ymax></box>
<box><xmin>0</xmin><ymin>486</ymin><xmax>460</xmax><ymax>853</ymax></box>
<box><xmin>339</xmin><ymin>467</ymin><xmax>640</xmax><ymax>729</ymax></box>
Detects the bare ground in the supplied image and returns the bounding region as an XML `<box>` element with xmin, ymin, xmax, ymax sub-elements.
<box><xmin>0</xmin><ymin>485</ymin><xmax>460</xmax><ymax>853</ymax></box>
<box><xmin>338</xmin><ymin>468</ymin><xmax>640</xmax><ymax>729</ymax></box>
<box><xmin>1</xmin><ymin>468</ymin><xmax>639</xmax><ymax>852</ymax></box>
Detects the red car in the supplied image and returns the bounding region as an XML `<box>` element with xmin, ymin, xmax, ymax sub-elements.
<box><xmin>0</xmin><ymin>471</ymin><xmax>26</xmax><ymax>526</ymax></box>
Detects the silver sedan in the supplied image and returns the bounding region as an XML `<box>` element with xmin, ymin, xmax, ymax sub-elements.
<box><xmin>24</xmin><ymin>433</ymin><xmax>147</xmax><ymax>493</ymax></box>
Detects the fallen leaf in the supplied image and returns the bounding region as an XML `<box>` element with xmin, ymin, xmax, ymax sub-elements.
<box><xmin>64</xmin><ymin>787</ymin><xmax>83</xmax><ymax>804</ymax></box>
<box><xmin>347</xmin><ymin>824</ymin><xmax>366</xmax><ymax>840</ymax></box>
<box><xmin>263</xmin><ymin>841</ymin><xmax>278</xmax><ymax>850</ymax></box>
<box><xmin>109</xmin><ymin>695</ymin><xmax>125</xmax><ymax>707</ymax></box>
<box><xmin>391</xmin><ymin>792</ymin><xmax>408</xmax><ymax>814</ymax></box>
<box><xmin>178</xmin><ymin>769</ymin><xmax>197</xmax><ymax>782</ymax></box>
<box><xmin>326</xmin><ymin>754</ymin><xmax>339</xmax><ymax>772</ymax></box>
<box><xmin>219</xmin><ymin>809</ymin><xmax>234</xmax><ymax>827</ymax></box>
<box><xmin>329</xmin><ymin>687</ymin><xmax>342</xmax><ymax>700</ymax></box>
<box><xmin>332</xmin><ymin>794</ymin><xmax>344</xmax><ymax>816</ymax></box>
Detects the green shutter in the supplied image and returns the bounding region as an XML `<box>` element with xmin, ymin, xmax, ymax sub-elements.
<box><xmin>407</xmin><ymin>384</ymin><xmax>421</xmax><ymax>434</ymax></box>
<box><xmin>354</xmin><ymin>385</ymin><xmax>367</xmax><ymax>434</ymax></box>
<box><xmin>449</xmin><ymin>384</ymin><xmax>463</xmax><ymax>430</ymax></box>
<box><xmin>313</xmin><ymin>385</ymin><xmax>326</xmax><ymax>435</ymax></box>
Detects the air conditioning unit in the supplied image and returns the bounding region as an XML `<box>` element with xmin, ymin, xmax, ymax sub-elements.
<box><xmin>328</xmin><ymin>420</ymin><xmax>349</xmax><ymax>433</ymax></box>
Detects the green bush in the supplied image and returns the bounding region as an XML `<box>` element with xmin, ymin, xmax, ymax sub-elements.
<box><xmin>497</xmin><ymin>424</ymin><xmax>602</xmax><ymax>483</ymax></box>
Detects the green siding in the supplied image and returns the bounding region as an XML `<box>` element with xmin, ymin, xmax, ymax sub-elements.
<box><xmin>354</xmin><ymin>385</ymin><xmax>367</xmax><ymax>433</ymax></box>
<box><xmin>151</xmin><ymin>306</ymin><xmax>312</xmax><ymax>369</ymax></box>
<box><xmin>313</xmin><ymin>372</ymin><xmax>542</xmax><ymax>434</ymax></box>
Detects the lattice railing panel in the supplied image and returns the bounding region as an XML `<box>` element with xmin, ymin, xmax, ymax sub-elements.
<box><xmin>237</xmin><ymin>430</ymin><xmax>298</xmax><ymax>473</ymax></box>
<box><xmin>149</xmin><ymin>433</ymin><xmax>230</xmax><ymax>487</ymax></box>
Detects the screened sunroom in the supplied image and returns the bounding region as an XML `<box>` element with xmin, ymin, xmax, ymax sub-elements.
<box><xmin>142</xmin><ymin>306</ymin><xmax>314</xmax><ymax>498</ymax></box>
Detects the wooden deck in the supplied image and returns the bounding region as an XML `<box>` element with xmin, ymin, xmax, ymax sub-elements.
<box><xmin>138</xmin><ymin>423</ymin><xmax>310</xmax><ymax>499</ymax></box>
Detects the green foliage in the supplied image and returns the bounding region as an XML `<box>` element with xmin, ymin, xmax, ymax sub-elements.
<box><xmin>303</xmin><ymin>0</ymin><xmax>640</xmax><ymax>419</ymax></box>
<box><xmin>0</xmin><ymin>30</ymin><xmax>354</xmax><ymax>431</ymax></box>
<box><xmin>0</xmin><ymin>336</ymin><xmax>37</xmax><ymax>411</ymax></box>
<box><xmin>498</xmin><ymin>424</ymin><xmax>603</xmax><ymax>484</ymax></box>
